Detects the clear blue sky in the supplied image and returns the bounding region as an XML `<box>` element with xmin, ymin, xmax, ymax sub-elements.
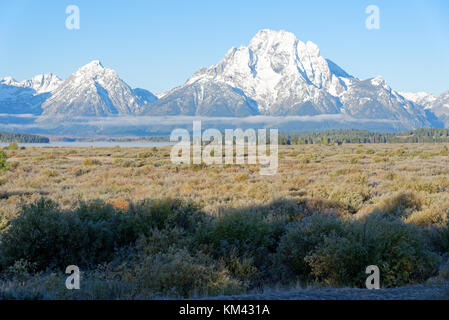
<box><xmin>0</xmin><ymin>0</ymin><xmax>448</xmax><ymax>95</ymax></box>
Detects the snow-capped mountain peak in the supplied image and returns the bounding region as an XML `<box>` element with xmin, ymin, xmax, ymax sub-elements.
<box><xmin>0</xmin><ymin>74</ymin><xmax>61</xmax><ymax>94</ymax></box>
<box><xmin>370</xmin><ymin>76</ymin><xmax>386</xmax><ymax>87</ymax></box>
<box><xmin>72</xmin><ymin>60</ymin><xmax>115</xmax><ymax>80</ymax></box>
<box><xmin>0</xmin><ymin>73</ymin><xmax>61</xmax><ymax>114</ymax></box>
<box><xmin>76</xmin><ymin>60</ymin><xmax>105</xmax><ymax>73</ymax></box>
<box><xmin>0</xmin><ymin>77</ymin><xmax>17</xmax><ymax>86</ymax></box>
<box><xmin>183</xmin><ymin>29</ymin><xmax>350</xmax><ymax>114</ymax></box>
<box><xmin>248</xmin><ymin>29</ymin><xmax>299</xmax><ymax>55</ymax></box>
<box><xmin>22</xmin><ymin>74</ymin><xmax>62</xmax><ymax>94</ymax></box>
<box><xmin>143</xmin><ymin>29</ymin><xmax>432</xmax><ymax>129</ymax></box>
<box><xmin>1</xmin><ymin>29</ymin><xmax>447</xmax><ymax>131</ymax></box>
<box><xmin>85</xmin><ymin>59</ymin><xmax>103</xmax><ymax>67</ymax></box>
<box><xmin>399</xmin><ymin>91</ymin><xmax>437</xmax><ymax>109</ymax></box>
<box><xmin>41</xmin><ymin>60</ymin><xmax>156</xmax><ymax>117</ymax></box>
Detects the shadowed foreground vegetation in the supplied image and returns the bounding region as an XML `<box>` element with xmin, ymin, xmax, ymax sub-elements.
<box><xmin>0</xmin><ymin>195</ymin><xmax>448</xmax><ymax>299</ymax></box>
<box><xmin>0</xmin><ymin>143</ymin><xmax>449</xmax><ymax>299</ymax></box>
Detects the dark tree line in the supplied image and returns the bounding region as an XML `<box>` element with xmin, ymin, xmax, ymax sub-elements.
<box><xmin>279</xmin><ymin>129</ymin><xmax>449</xmax><ymax>145</ymax></box>
<box><xmin>0</xmin><ymin>131</ymin><xmax>49</xmax><ymax>143</ymax></box>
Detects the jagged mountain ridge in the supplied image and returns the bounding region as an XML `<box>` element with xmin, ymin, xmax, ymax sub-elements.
<box><xmin>398</xmin><ymin>90</ymin><xmax>449</xmax><ymax>127</ymax></box>
<box><xmin>0</xmin><ymin>74</ymin><xmax>62</xmax><ymax>114</ymax></box>
<box><xmin>427</xmin><ymin>91</ymin><xmax>449</xmax><ymax>127</ymax></box>
<box><xmin>399</xmin><ymin>92</ymin><xmax>437</xmax><ymax>109</ymax></box>
<box><xmin>142</xmin><ymin>29</ymin><xmax>433</xmax><ymax>129</ymax></box>
<box><xmin>41</xmin><ymin>61</ymin><xmax>156</xmax><ymax>117</ymax></box>
<box><xmin>0</xmin><ymin>29</ymin><xmax>448</xmax><ymax>131</ymax></box>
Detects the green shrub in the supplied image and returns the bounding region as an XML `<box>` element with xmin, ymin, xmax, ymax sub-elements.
<box><xmin>358</xmin><ymin>191</ymin><xmax>423</xmax><ymax>219</ymax></box>
<box><xmin>6</xmin><ymin>142</ymin><xmax>19</xmax><ymax>150</ymax></box>
<box><xmin>234</xmin><ymin>173</ymin><xmax>248</xmax><ymax>182</ymax></box>
<box><xmin>276</xmin><ymin>215</ymin><xmax>346</xmax><ymax>280</ymax></box>
<box><xmin>134</xmin><ymin>227</ymin><xmax>192</xmax><ymax>256</ymax></box>
<box><xmin>196</xmin><ymin>210</ymin><xmax>276</xmax><ymax>260</ymax></box>
<box><xmin>43</xmin><ymin>169</ymin><xmax>59</xmax><ymax>177</ymax></box>
<box><xmin>128</xmin><ymin>198</ymin><xmax>205</xmax><ymax>233</ymax></box>
<box><xmin>306</xmin><ymin>216</ymin><xmax>440</xmax><ymax>287</ymax></box>
<box><xmin>126</xmin><ymin>248</ymin><xmax>244</xmax><ymax>298</ymax></box>
<box><xmin>4</xmin><ymin>259</ymin><xmax>37</xmax><ymax>282</ymax></box>
<box><xmin>406</xmin><ymin>205</ymin><xmax>448</xmax><ymax>227</ymax></box>
<box><xmin>120</xmin><ymin>160</ymin><xmax>135</xmax><ymax>168</ymax></box>
<box><xmin>195</xmin><ymin>210</ymin><xmax>281</xmax><ymax>287</ymax></box>
<box><xmin>329</xmin><ymin>189</ymin><xmax>368</xmax><ymax>212</ymax></box>
<box><xmin>0</xmin><ymin>150</ymin><xmax>9</xmax><ymax>171</ymax></box>
<box><xmin>0</xmin><ymin>198</ymin><xmax>205</xmax><ymax>271</ymax></box>
<box><xmin>0</xmin><ymin>195</ymin><xmax>444</xmax><ymax>295</ymax></box>
<box><xmin>83</xmin><ymin>158</ymin><xmax>101</xmax><ymax>166</ymax></box>
<box><xmin>431</xmin><ymin>221</ymin><xmax>449</xmax><ymax>255</ymax></box>
<box><xmin>277</xmin><ymin>213</ymin><xmax>439</xmax><ymax>287</ymax></box>
<box><xmin>349</xmin><ymin>157</ymin><xmax>360</xmax><ymax>164</ymax></box>
<box><xmin>0</xmin><ymin>199</ymin><xmax>123</xmax><ymax>270</ymax></box>
<box><xmin>137</xmin><ymin>151</ymin><xmax>152</xmax><ymax>159</ymax></box>
<box><xmin>436</xmin><ymin>258</ymin><xmax>449</xmax><ymax>280</ymax></box>
<box><xmin>224</xmin><ymin>250</ymin><xmax>261</xmax><ymax>288</ymax></box>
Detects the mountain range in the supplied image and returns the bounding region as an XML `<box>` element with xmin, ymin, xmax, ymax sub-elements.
<box><xmin>0</xmin><ymin>74</ymin><xmax>61</xmax><ymax>114</ymax></box>
<box><xmin>1</xmin><ymin>29</ymin><xmax>448</xmax><ymax>131</ymax></box>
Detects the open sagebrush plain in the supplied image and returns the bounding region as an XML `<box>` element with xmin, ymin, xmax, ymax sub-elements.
<box><xmin>0</xmin><ymin>143</ymin><xmax>449</xmax><ymax>299</ymax></box>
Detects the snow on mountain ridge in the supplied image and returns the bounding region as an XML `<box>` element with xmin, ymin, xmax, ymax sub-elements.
<box><xmin>148</xmin><ymin>29</ymin><xmax>429</xmax><ymax>129</ymax></box>
<box><xmin>420</xmin><ymin>90</ymin><xmax>449</xmax><ymax>127</ymax></box>
<box><xmin>0</xmin><ymin>29</ymin><xmax>447</xmax><ymax>130</ymax></box>
<box><xmin>399</xmin><ymin>91</ymin><xmax>437</xmax><ymax>109</ymax></box>
<box><xmin>185</xmin><ymin>29</ymin><xmax>350</xmax><ymax>114</ymax></box>
<box><xmin>24</xmin><ymin>74</ymin><xmax>62</xmax><ymax>94</ymax></box>
<box><xmin>41</xmin><ymin>61</ymin><xmax>156</xmax><ymax>117</ymax></box>
<box><xmin>0</xmin><ymin>74</ymin><xmax>62</xmax><ymax>94</ymax></box>
<box><xmin>0</xmin><ymin>77</ymin><xmax>17</xmax><ymax>86</ymax></box>
<box><xmin>0</xmin><ymin>73</ymin><xmax>62</xmax><ymax>114</ymax></box>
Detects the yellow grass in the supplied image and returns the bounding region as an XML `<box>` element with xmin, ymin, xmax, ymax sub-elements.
<box><xmin>1</xmin><ymin>143</ymin><xmax>448</xmax><ymax>227</ymax></box>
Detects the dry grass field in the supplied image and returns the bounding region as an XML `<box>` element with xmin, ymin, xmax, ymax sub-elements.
<box><xmin>0</xmin><ymin>143</ymin><xmax>449</xmax><ymax>299</ymax></box>
<box><xmin>2</xmin><ymin>143</ymin><xmax>449</xmax><ymax>220</ymax></box>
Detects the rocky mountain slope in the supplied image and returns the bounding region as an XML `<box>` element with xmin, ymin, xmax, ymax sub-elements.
<box><xmin>41</xmin><ymin>61</ymin><xmax>156</xmax><ymax>117</ymax></box>
<box><xmin>142</xmin><ymin>30</ymin><xmax>432</xmax><ymax>129</ymax></box>
<box><xmin>427</xmin><ymin>90</ymin><xmax>449</xmax><ymax>127</ymax></box>
<box><xmin>0</xmin><ymin>74</ymin><xmax>61</xmax><ymax>114</ymax></box>
<box><xmin>0</xmin><ymin>29</ymin><xmax>447</xmax><ymax>131</ymax></box>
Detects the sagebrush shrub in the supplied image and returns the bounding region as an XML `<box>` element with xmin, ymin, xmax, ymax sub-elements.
<box><xmin>277</xmin><ymin>213</ymin><xmax>439</xmax><ymax>287</ymax></box>
<box><xmin>127</xmin><ymin>198</ymin><xmax>206</xmax><ymax>233</ymax></box>
<box><xmin>126</xmin><ymin>248</ymin><xmax>244</xmax><ymax>298</ymax></box>
<box><xmin>195</xmin><ymin>209</ymin><xmax>281</xmax><ymax>287</ymax></box>
<box><xmin>196</xmin><ymin>210</ymin><xmax>276</xmax><ymax>260</ymax></box>
<box><xmin>0</xmin><ymin>199</ymin><xmax>124</xmax><ymax>270</ymax></box>
<box><xmin>309</xmin><ymin>216</ymin><xmax>439</xmax><ymax>287</ymax></box>
<box><xmin>134</xmin><ymin>227</ymin><xmax>191</xmax><ymax>256</ymax></box>
<box><xmin>0</xmin><ymin>198</ymin><xmax>205</xmax><ymax>271</ymax></box>
<box><xmin>0</xmin><ymin>150</ymin><xmax>9</xmax><ymax>171</ymax></box>
<box><xmin>0</xmin><ymin>194</ymin><xmax>445</xmax><ymax>296</ymax></box>
<box><xmin>357</xmin><ymin>191</ymin><xmax>423</xmax><ymax>219</ymax></box>
<box><xmin>276</xmin><ymin>215</ymin><xmax>346</xmax><ymax>280</ymax></box>
<box><xmin>82</xmin><ymin>158</ymin><xmax>101</xmax><ymax>166</ymax></box>
<box><xmin>6</xmin><ymin>142</ymin><xmax>19</xmax><ymax>150</ymax></box>
<box><xmin>431</xmin><ymin>220</ymin><xmax>449</xmax><ymax>255</ymax></box>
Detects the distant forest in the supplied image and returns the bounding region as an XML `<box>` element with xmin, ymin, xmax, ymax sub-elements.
<box><xmin>0</xmin><ymin>132</ymin><xmax>49</xmax><ymax>143</ymax></box>
<box><xmin>2</xmin><ymin>128</ymin><xmax>449</xmax><ymax>145</ymax></box>
<box><xmin>279</xmin><ymin>129</ymin><xmax>449</xmax><ymax>145</ymax></box>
